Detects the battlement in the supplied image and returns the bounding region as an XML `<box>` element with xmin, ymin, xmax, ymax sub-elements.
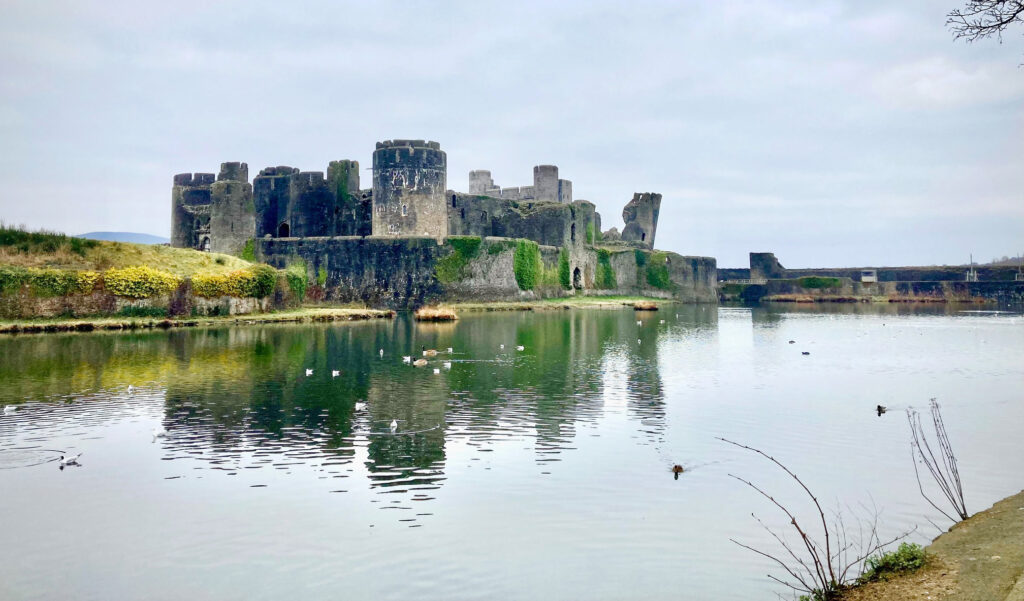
<box><xmin>173</xmin><ymin>173</ymin><xmax>216</xmax><ymax>187</ymax></box>
<box><xmin>217</xmin><ymin>162</ymin><xmax>248</xmax><ymax>183</ymax></box>
<box><xmin>630</xmin><ymin>192</ymin><xmax>661</xmax><ymax>204</ymax></box>
<box><xmin>257</xmin><ymin>166</ymin><xmax>300</xmax><ymax>178</ymax></box>
<box><xmin>376</xmin><ymin>139</ymin><xmax>442</xmax><ymax>150</ymax></box>
<box><xmin>294</xmin><ymin>171</ymin><xmax>326</xmax><ymax>186</ymax></box>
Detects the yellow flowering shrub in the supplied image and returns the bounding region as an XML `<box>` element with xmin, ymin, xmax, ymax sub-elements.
<box><xmin>104</xmin><ymin>266</ymin><xmax>181</xmax><ymax>299</ymax></box>
<box><xmin>75</xmin><ymin>271</ymin><xmax>101</xmax><ymax>294</ymax></box>
<box><xmin>191</xmin><ymin>265</ymin><xmax>278</xmax><ymax>298</ymax></box>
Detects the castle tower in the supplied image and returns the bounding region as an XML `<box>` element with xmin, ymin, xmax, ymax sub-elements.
<box><xmin>208</xmin><ymin>162</ymin><xmax>255</xmax><ymax>255</ymax></box>
<box><xmin>620</xmin><ymin>192</ymin><xmax>662</xmax><ymax>249</ymax></box>
<box><xmin>468</xmin><ymin>170</ymin><xmax>493</xmax><ymax>194</ymax></box>
<box><xmin>533</xmin><ymin>165</ymin><xmax>559</xmax><ymax>203</ymax></box>
<box><xmin>372</xmin><ymin>140</ymin><xmax>447</xmax><ymax>238</ymax></box>
<box><xmin>171</xmin><ymin>172</ymin><xmax>216</xmax><ymax>250</ymax></box>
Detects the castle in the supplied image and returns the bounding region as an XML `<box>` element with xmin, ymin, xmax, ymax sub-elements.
<box><xmin>171</xmin><ymin>139</ymin><xmax>661</xmax><ymax>256</ymax></box>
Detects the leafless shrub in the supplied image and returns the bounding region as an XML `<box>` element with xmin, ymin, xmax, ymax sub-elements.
<box><xmin>719</xmin><ymin>438</ymin><xmax>912</xmax><ymax>600</ymax></box>
<box><xmin>907</xmin><ymin>398</ymin><xmax>968</xmax><ymax>522</ymax></box>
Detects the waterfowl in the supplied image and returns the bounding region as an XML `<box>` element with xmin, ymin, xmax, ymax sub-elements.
<box><xmin>659</xmin><ymin>320</ymin><xmax>665</xmax><ymax>324</ymax></box>
<box><xmin>788</xmin><ymin>340</ymin><xmax>796</xmax><ymax>344</ymax></box>
<box><xmin>413</xmin><ymin>358</ymin><xmax>428</xmax><ymax>367</ymax></box>
<box><xmin>305</xmin><ymin>369</ymin><xmax>314</xmax><ymax>376</ymax></box>
<box><xmin>499</xmin><ymin>344</ymin><xmax>505</xmax><ymax>350</ymax></box>
<box><xmin>433</xmin><ymin>368</ymin><xmax>440</xmax><ymax>375</ymax></box>
<box><xmin>422</xmin><ymin>348</ymin><xmax>438</xmax><ymax>357</ymax></box>
<box><xmin>876</xmin><ymin>405</ymin><xmax>887</xmax><ymax>416</ymax></box>
<box><xmin>59</xmin><ymin>453</ymin><xmax>82</xmax><ymax>466</ymax></box>
<box><xmin>516</xmin><ymin>346</ymin><xmax>525</xmax><ymax>351</ymax></box>
<box><xmin>332</xmin><ymin>370</ymin><xmax>340</xmax><ymax>377</ymax></box>
<box><xmin>446</xmin><ymin>347</ymin><xmax>453</xmax><ymax>353</ymax></box>
<box><xmin>355</xmin><ymin>402</ymin><xmax>367</xmax><ymax>411</ymax></box>
<box><xmin>637</xmin><ymin>339</ymin><xmax>642</xmax><ymax>345</ymax></box>
<box><xmin>672</xmin><ymin>464</ymin><xmax>684</xmax><ymax>480</ymax></box>
<box><xmin>802</xmin><ymin>351</ymin><xmax>810</xmax><ymax>356</ymax></box>
<box><xmin>3</xmin><ymin>405</ymin><xmax>15</xmax><ymax>415</ymax></box>
<box><xmin>443</xmin><ymin>361</ymin><xmax>451</xmax><ymax>370</ymax></box>
<box><xmin>153</xmin><ymin>425</ymin><xmax>167</xmax><ymax>438</ymax></box>
<box><xmin>127</xmin><ymin>385</ymin><xmax>136</xmax><ymax>394</ymax></box>
<box><xmin>379</xmin><ymin>349</ymin><xmax>384</xmax><ymax>358</ymax></box>
<box><xmin>390</xmin><ymin>419</ymin><xmax>398</xmax><ymax>432</ymax></box>
<box><xmin>403</xmin><ymin>356</ymin><xmax>412</xmax><ymax>363</ymax></box>
<box><xmin>637</xmin><ymin>320</ymin><xmax>642</xmax><ymax>326</ymax></box>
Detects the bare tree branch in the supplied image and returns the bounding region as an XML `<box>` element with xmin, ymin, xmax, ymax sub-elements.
<box><xmin>948</xmin><ymin>1</ymin><xmax>1024</xmax><ymax>43</ymax></box>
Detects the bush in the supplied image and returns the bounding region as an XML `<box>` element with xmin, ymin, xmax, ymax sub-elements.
<box><xmin>285</xmin><ymin>262</ymin><xmax>308</xmax><ymax>300</ymax></box>
<box><xmin>317</xmin><ymin>265</ymin><xmax>327</xmax><ymax>286</ymax></box>
<box><xmin>76</xmin><ymin>271</ymin><xmax>101</xmax><ymax>294</ymax></box>
<box><xmin>558</xmin><ymin>247</ymin><xmax>571</xmax><ymax>289</ymax></box>
<box><xmin>104</xmin><ymin>266</ymin><xmax>182</xmax><ymax>299</ymax></box>
<box><xmin>487</xmin><ymin>240</ymin><xmax>514</xmax><ymax>255</ymax></box>
<box><xmin>858</xmin><ymin>543</ymin><xmax>927</xmax><ymax>583</ymax></box>
<box><xmin>0</xmin><ymin>223</ymin><xmax>98</xmax><ymax>256</ymax></box>
<box><xmin>28</xmin><ymin>268</ymin><xmax>78</xmax><ymax>297</ymax></box>
<box><xmin>586</xmin><ymin>223</ymin><xmax>595</xmax><ymax>245</ymax></box>
<box><xmin>0</xmin><ymin>266</ymin><xmax>29</xmax><ymax>294</ymax></box>
<box><xmin>634</xmin><ymin>249</ymin><xmax>648</xmax><ymax>268</ymax></box>
<box><xmin>192</xmin><ymin>265</ymin><xmax>280</xmax><ymax>298</ymax></box>
<box><xmin>240</xmin><ymin>239</ymin><xmax>256</xmax><ymax>262</ymax></box>
<box><xmin>436</xmin><ymin>236</ymin><xmax>482</xmax><ymax>284</ymax></box>
<box><xmin>513</xmin><ymin>239</ymin><xmax>541</xmax><ymax>290</ymax></box>
<box><xmin>799</xmin><ymin>276</ymin><xmax>842</xmax><ymax>289</ymax></box>
<box><xmin>646</xmin><ymin>252</ymin><xmax>674</xmax><ymax>290</ymax></box>
<box><xmin>596</xmin><ymin>249</ymin><xmax>617</xmax><ymax>289</ymax></box>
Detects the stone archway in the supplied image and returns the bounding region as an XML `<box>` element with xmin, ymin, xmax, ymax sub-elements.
<box><xmin>278</xmin><ymin>222</ymin><xmax>290</xmax><ymax>237</ymax></box>
<box><xmin>573</xmin><ymin>267</ymin><xmax>582</xmax><ymax>289</ymax></box>
<box><xmin>200</xmin><ymin>237</ymin><xmax>211</xmax><ymax>252</ymax></box>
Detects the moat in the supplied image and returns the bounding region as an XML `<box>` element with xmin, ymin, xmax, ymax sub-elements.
<box><xmin>1</xmin><ymin>305</ymin><xmax>1022</xmax><ymax>600</ymax></box>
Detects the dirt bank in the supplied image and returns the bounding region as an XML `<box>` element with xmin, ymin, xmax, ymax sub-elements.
<box><xmin>841</xmin><ymin>490</ymin><xmax>1024</xmax><ymax>601</ymax></box>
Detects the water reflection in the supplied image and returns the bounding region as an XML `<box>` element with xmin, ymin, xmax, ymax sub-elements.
<box><xmin>0</xmin><ymin>307</ymin><xmax>719</xmax><ymax>521</ymax></box>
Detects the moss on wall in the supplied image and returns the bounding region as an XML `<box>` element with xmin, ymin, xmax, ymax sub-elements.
<box><xmin>586</xmin><ymin>223</ymin><xmax>595</xmax><ymax>245</ymax></box>
<box><xmin>240</xmin><ymin>239</ymin><xmax>256</xmax><ymax>262</ymax></box>
<box><xmin>646</xmin><ymin>252</ymin><xmax>674</xmax><ymax>290</ymax></box>
<box><xmin>513</xmin><ymin>240</ymin><xmax>541</xmax><ymax>290</ymax></box>
<box><xmin>285</xmin><ymin>261</ymin><xmax>308</xmax><ymax>300</ymax></box>
<box><xmin>558</xmin><ymin>247</ymin><xmax>571</xmax><ymax>289</ymax></box>
<box><xmin>487</xmin><ymin>239</ymin><xmax>515</xmax><ymax>255</ymax></box>
<box><xmin>798</xmin><ymin>276</ymin><xmax>842</xmax><ymax>289</ymax></box>
<box><xmin>435</xmin><ymin>236</ymin><xmax>482</xmax><ymax>284</ymax></box>
<box><xmin>596</xmin><ymin>249</ymin><xmax>617</xmax><ymax>289</ymax></box>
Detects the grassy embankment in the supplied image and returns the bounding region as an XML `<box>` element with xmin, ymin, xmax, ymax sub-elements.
<box><xmin>0</xmin><ymin>225</ymin><xmax>390</xmax><ymax>331</ymax></box>
<box><xmin>839</xmin><ymin>489</ymin><xmax>1024</xmax><ymax>601</ymax></box>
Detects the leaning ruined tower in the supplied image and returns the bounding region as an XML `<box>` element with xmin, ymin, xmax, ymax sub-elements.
<box><xmin>372</xmin><ymin>140</ymin><xmax>447</xmax><ymax>238</ymax></box>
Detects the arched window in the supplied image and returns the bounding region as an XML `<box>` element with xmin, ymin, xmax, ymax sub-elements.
<box><xmin>452</xmin><ymin>195</ymin><xmax>457</xmax><ymax>208</ymax></box>
<box><xmin>200</xmin><ymin>237</ymin><xmax>211</xmax><ymax>252</ymax></box>
<box><xmin>402</xmin><ymin>204</ymin><xmax>408</xmax><ymax>216</ymax></box>
<box><xmin>571</xmin><ymin>223</ymin><xmax>576</xmax><ymax>242</ymax></box>
<box><xmin>481</xmin><ymin>211</ymin><xmax>487</xmax><ymax>222</ymax></box>
<box><xmin>278</xmin><ymin>222</ymin><xmax>290</xmax><ymax>238</ymax></box>
<box><xmin>641</xmin><ymin>232</ymin><xmax>646</xmax><ymax>242</ymax></box>
<box><xmin>573</xmin><ymin>267</ymin><xmax>582</xmax><ymax>289</ymax></box>
<box><xmin>460</xmin><ymin>208</ymin><xmax>465</xmax><ymax>219</ymax></box>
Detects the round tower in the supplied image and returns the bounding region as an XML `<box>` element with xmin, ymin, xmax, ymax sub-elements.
<box><xmin>372</xmin><ymin>140</ymin><xmax>447</xmax><ymax>238</ymax></box>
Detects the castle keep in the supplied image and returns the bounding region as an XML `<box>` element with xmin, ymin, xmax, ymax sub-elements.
<box><xmin>171</xmin><ymin>139</ymin><xmax>717</xmax><ymax>307</ymax></box>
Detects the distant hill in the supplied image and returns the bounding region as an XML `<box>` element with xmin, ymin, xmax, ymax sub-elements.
<box><xmin>76</xmin><ymin>232</ymin><xmax>169</xmax><ymax>245</ymax></box>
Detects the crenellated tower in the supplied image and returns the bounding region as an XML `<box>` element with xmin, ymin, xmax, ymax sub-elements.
<box><xmin>372</xmin><ymin>140</ymin><xmax>447</xmax><ymax>238</ymax></box>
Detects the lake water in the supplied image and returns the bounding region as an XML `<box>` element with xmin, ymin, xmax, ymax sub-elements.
<box><xmin>1</xmin><ymin>304</ymin><xmax>1022</xmax><ymax>600</ymax></box>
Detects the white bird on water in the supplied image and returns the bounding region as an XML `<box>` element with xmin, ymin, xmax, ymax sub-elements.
<box><xmin>127</xmin><ymin>385</ymin><xmax>136</xmax><ymax>394</ymax></box>
<box><xmin>433</xmin><ymin>368</ymin><xmax>440</xmax><ymax>374</ymax></box>
<box><xmin>516</xmin><ymin>346</ymin><xmax>525</xmax><ymax>351</ymax></box>
<box><xmin>3</xmin><ymin>405</ymin><xmax>15</xmax><ymax>415</ymax></box>
<box><xmin>379</xmin><ymin>349</ymin><xmax>384</xmax><ymax>358</ymax></box>
<box><xmin>637</xmin><ymin>320</ymin><xmax>642</xmax><ymax>326</ymax></box>
<box><xmin>443</xmin><ymin>361</ymin><xmax>451</xmax><ymax>370</ymax></box>
<box><xmin>152</xmin><ymin>425</ymin><xmax>167</xmax><ymax>438</ymax></box>
<box><xmin>59</xmin><ymin>453</ymin><xmax>82</xmax><ymax>466</ymax></box>
<box><xmin>390</xmin><ymin>419</ymin><xmax>398</xmax><ymax>433</ymax></box>
<box><xmin>332</xmin><ymin>370</ymin><xmax>340</xmax><ymax>377</ymax></box>
<box><xmin>499</xmin><ymin>344</ymin><xmax>505</xmax><ymax>350</ymax></box>
<box><xmin>447</xmin><ymin>347</ymin><xmax>453</xmax><ymax>353</ymax></box>
<box><xmin>305</xmin><ymin>369</ymin><xmax>313</xmax><ymax>376</ymax></box>
<box><xmin>402</xmin><ymin>356</ymin><xmax>412</xmax><ymax>363</ymax></box>
<box><xmin>637</xmin><ymin>339</ymin><xmax>642</xmax><ymax>345</ymax></box>
<box><xmin>354</xmin><ymin>402</ymin><xmax>367</xmax><ymax>411</ymax></box>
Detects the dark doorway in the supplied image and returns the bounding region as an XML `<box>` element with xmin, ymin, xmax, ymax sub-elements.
<box><xmin>571</xmin><ymin>223</ymin><xmax>576</xmax><ymax>242</ymax></box>
<box><xmin>641</xmin><ymin>232</ymin><xmax>646</xmax><ymax>242</ymax></box>
<box><xmin>200</xmin><ymin>237</ymin><xmax>211</xmax><ymax>252</ymax></box>
<box><xmin>278</xmin><ymin>222</ymin><xmax>290</xmax><ymax>237</ymax></box>
<box><xmin>573</xmin><ymin>267</ymin><xmax>582</xmax><ymax>289</ymax></box>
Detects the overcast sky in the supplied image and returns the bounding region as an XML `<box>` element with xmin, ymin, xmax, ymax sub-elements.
<box><xmin>1</xmin><ymin>1</ymin><xmax>1021</xmax><ymax>267</ymax></box>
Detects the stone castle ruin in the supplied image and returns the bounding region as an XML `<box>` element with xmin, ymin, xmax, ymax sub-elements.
<box><xmin>171</xmin><ymin>139</ymin><xmax>717</xmax><ymax>307</ymax></box>
<box><xmin>172</xmin><ymin>139</ymin><xmax>664</xmax><ymax>255</ymax></box>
